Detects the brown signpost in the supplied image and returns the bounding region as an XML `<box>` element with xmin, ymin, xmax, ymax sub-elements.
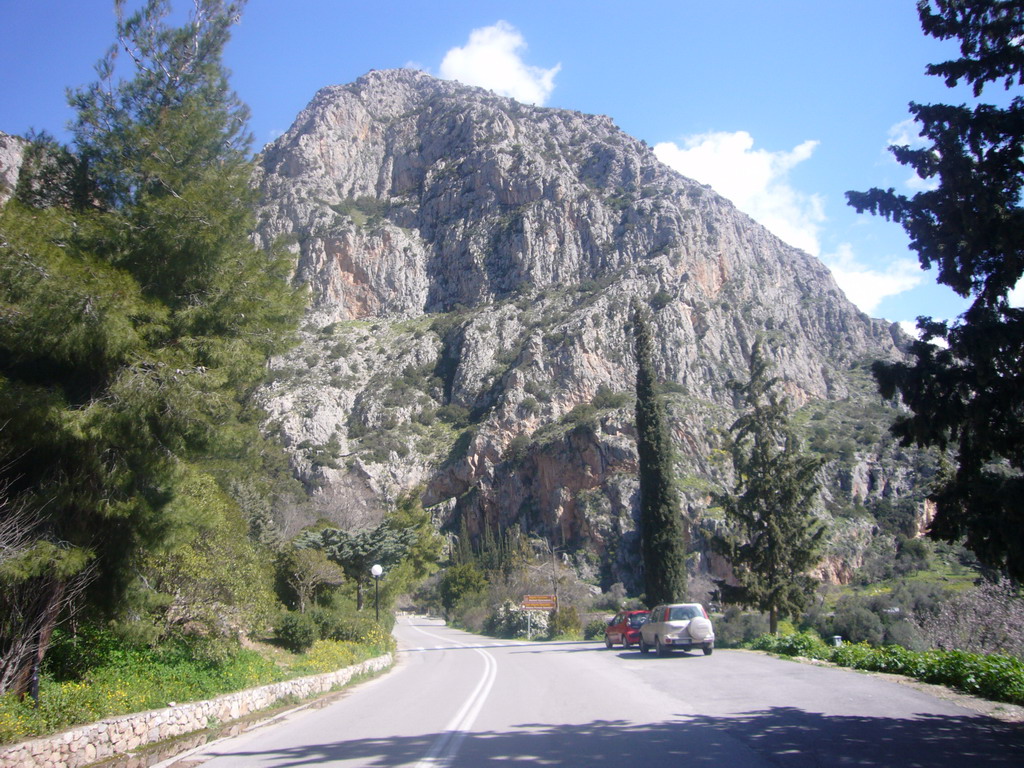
<box><xmin>521</xmin><ymin>594</ymin><xmax>557</xmax><ymax>610</ymax></box>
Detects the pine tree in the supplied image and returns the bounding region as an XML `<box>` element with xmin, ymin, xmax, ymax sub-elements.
<box><xmin>297</xmin><ymin>523</ymin><xmax>416</xmax><ymax>611</ymax></box>
<box><xmin>847</xmin><ymin>0</ymin><xmax>1024</xmax><ymax>580</ymax></box>
<box><xmin>712</xmin><ymin>340</ymin><xmax>825</xmax><ymax>634</ymax></box>
<box><xmin>0</xmin><ymin>0</ymin><xmax>302</xmax><ymax>694</ymax></box>
<box><xmin>633</xmin><ymin>304</ymin><xmax>688</xmax><ymax>606</ymax></box>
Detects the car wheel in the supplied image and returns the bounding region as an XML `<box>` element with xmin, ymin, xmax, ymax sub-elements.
<box><xmin>703</xmin><ymin>643</ymin><xmax>714</xmax><ymax>656</ymax></box>
<box><xmin>656</xmin><ymin>637</ymin><xmax>670</xmax><ymax>657</ymax></box>
<box><xmin>623</xmin><ymin>637</ymin><xmax>632</xmax><ymax>649</ymax></box>
<box><xmin>605</xmin><ymin>635</ymin><xmax>613</xmax><ymax>649</ymax></box>
<box><xmin>639</xmin><ymin>637</ymin><xmax>650</xmax><ymax>654</ymax></box>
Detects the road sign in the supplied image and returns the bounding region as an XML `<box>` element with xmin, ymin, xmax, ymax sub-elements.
<box><xmin>521</xmin><ymin>594</ymin><xmax>557</xmax><ymax>610</ymax></box>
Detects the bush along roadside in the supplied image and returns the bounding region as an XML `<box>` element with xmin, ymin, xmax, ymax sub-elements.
<box><xmin>0</xmin><ymin>626</ymin><xmax>396</xmax><ymax>746</ymax></box>
<box><xmin>749</xmin><ymin>632</ymin><xmax>1024</xmax><ymax>706</ymax></box>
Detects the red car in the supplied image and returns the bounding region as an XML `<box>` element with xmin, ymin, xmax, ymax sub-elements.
<box><xmin>604</xmin><ymin>610</ymin><xmax>650</xmax><ymax>649</ymax></box>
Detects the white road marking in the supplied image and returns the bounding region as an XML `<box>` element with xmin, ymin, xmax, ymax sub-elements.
<box><xmin>405</xmin><ymin>619</ymin><xmax>498</xmax><ymax>768</ymax></box>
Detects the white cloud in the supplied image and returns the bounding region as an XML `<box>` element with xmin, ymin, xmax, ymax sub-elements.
<box><xmin>887</xmin><ymin>118</ymin><xmax>924</xmax><ymax>148</ymax></box>
<box><xmin>897</xmin><ymin>319</ymin><xmax>950</xmax><ymax>348</ymax></box>
<box><xmin>821</xmin><ymin>243</ymin><xmax>923</xmax><ymax>316</ymax></box>
<box><xmin>897</xmin><ymin>320</ymin><xmax>920</xmax><ymax>338</ymax></box>
<box><xmin>905</xmin><ymin>172</ymin><xmax>940</xmax><ymax>192</ymax></box>
<box><xmin>886</xmin><ymin>118</ymin><xmax>939</xmax><ymax>192</ymax></box>
<box><xmin>652</xmin><ymin>130</ymin><xmax>927</xmax><ymax>316</ymax></box>
<box><xmin>653</xmin><ymin>131</ymin><xmax>824</xmax><ymax>255</ymax></box>
<box><xmin>1010</xmin><ymin>282</ymin><xmax>1024</xmax><ymax>307</ymax></box>
<box><xmin>439</xmin><ymin>21</ymin><xmax>561</xmax><ymax>106</ymax></box>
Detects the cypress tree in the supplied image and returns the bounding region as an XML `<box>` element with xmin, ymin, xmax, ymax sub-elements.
<box><xmin>633</xmin><ymin>304</ymin><xmax>688</xmax><ymax>606</ymax></box>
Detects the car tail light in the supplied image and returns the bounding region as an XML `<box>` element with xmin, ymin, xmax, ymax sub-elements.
<box><xmin>701</xmin><ymin>605</ymin><xmax>709</xmax><ymax>619</ymax></box>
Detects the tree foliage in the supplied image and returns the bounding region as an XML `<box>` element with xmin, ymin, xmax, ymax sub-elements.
<box><xmin>475</xmin><ymin>522</ymin><xmax>534</xmax><ymax>579</ymax></box>
<box><xmin>438</xmin><ymin>563</ymin><xmax>488</xmax><ymax>619</ymax></box>
<box><xmin>297</xmin><ymin>521</ymin><xmax>417</xmax><ymax>611</ymax></box>
<box><xmin>375</xmin><ymin>492</ymin><xmax>445</xmax><ymax>608</ymax></box>
<box><xmin>140</xmin><ymin>466</ymin><xmax>279</xmax><ymax>639</ymax></box>
<box><xmin>280</xmin><ymin>548</ymin><xmax>345</xmax><ymax>614</ymax></box>
<box><xmin>847</xmin><ymin>0</ymin><xmax>1024</xmax><ymax>580</ymax></box>
<box><xmin>632</xmin><ymin>305</ymin><xmax>688</xmax><ymax>606</ymax></box>
<box><xmin>0</xmin><ymin>0</ymin><xmax>302</xmax><ymax>695</ymax></box>
<box><xmin>712</xmin><ymin>341</ymin><xmax>825</xmax><ymax>634</ymax></box>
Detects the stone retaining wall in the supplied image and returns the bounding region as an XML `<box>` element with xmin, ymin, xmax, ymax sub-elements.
<box><xmin>0</xmin><ymin>653</ymin><xmax>392</xmax><ymax>768</ymax></box>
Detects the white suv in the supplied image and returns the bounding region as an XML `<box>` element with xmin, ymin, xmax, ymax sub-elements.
<box><xmin>639</xmin><ymin>603</ymin><xmax>715</xmax><ymax>656</ymax></box>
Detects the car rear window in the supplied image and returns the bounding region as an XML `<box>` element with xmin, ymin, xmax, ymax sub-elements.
<box><xmin>668</xmin><ymin>605</ymin><xmax>701</xmax><ymax>621</ymax></box>
<box><xmin>628</xmin><ymin>615</ymin><xmax>648</xmax><ymax>627</ymax></box>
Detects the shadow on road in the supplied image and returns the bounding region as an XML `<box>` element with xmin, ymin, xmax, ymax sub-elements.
<box><xmin>200</xmin><ymin>707</ymin><xmax>1024</xmax><ymax>767</ymax></box>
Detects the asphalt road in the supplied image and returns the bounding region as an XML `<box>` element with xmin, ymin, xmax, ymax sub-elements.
<box><xmin>172</xmin><ymin>615</ymin><xmax>1023</xmax><ymax>767</ymax></box>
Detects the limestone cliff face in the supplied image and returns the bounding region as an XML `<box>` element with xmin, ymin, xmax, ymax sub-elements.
<box><xmin>0</xmin><ymin>132</ymin><xmax>27</xmax><ymax>207</ymax></box>
<box><xmin>253</xmin><ymin>69</ymin><xmax>912</xmax><ymax>588</ymax></box>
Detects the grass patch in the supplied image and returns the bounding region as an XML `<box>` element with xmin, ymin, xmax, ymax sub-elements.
<box><xmin>0</xmin><ymin>628</ymin><xmax>393</xmax><ymax>746</ymax></box>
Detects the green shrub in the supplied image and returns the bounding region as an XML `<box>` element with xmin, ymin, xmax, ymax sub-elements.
<box><xmin>438</xmin><ymin>563</ymin><xmax>487</xmax><ymax>618</ymax></box>
<box><xmin>752</xmin><ymin>632</ymin><xmax>1024</xmax><ymax>705</ymax></box>
<box><xmin>868</xmin><ymin>644</ymin><xmax>927</xmax><ymax>676</ymax></box>
<box><xmin>44</xmin><ymin>626</ymin><xmax>143</xmax><ymax>681</ymax></box>
<box><xmin>883</xmin><ymin>620</ymin><xmax>930</xmax><ymax>652</ymax></box>
<box><xmin>485</xmin><ymin>601</ymin><xmax>548</xmax><ymax>639</ymax></box>
<box><xmin>750</xmin><ymin>631</ymin><xmax>831</xmax><ymax>660</ymax></box>
<box><xmin>714</xmin><ymin>608</ymin><xmax>769</xmax><ymax>648</ymax></box>
<box><xmin>292</xmin><ymin>640</ymin><xmax>360</xmax><ymax>674</ymax></box>
<box><xmin>649</xmin><ymin>290</ymin><xmax>674</xmax><ymax>311</ymax></box>
<box><xmin>591</xmin><ymin>386</ymin><xmax>630</xmax><ymax>411</ymax></box>
<box><xmin>1</xmin><ymin>633</ymin><xmax>285</xmax><ymax>745</ymax></box>
<box><xmin>913</xmin><ymin>650</ymin><xmax>1024</xmax><ymax>702</ymax></box>
<box><xmin>310</xmin><ymin>608</ymin><xmax>395</xmax><ymax>653</ymax></box>
<box><xmin>437</xmin><ymin>404</ymin><xmax>470</xmax><ymax>426</ymax></box>
<box><xmin>0</xmin><ymin>614</ymin><xmax>394</xmax><ymax>747</ymax></box>
<box><xmin>832</xmin><ymin>604</ymin><xmax>885</xmax><ymax>645</ymax></box>
<box><xmin>519</xmin><ymin>396</ymin><xmax>540</xmax><ymax>416</ymax></box>
<box><xmin>548</xmin><ymin>606</ymin><xmax>582</xmax><ymax>639</ymax></box>
<box><xmin>0</xmin><ymin>693</ymin><xmax>45</xmax><ymax>744</ymax></box>
<box><xmin>275</xmin><ymin>612</ymin><xmax>318</xmax><ymax>653</ymax></box>
<box><xmin>584</xmin><ymin>619</ymin><xmax>607</xmax><ymax>640</ymax></box>
<box><xmin>830</xmin><ymin>641</ymin><xmax>879</xmax><ymax>669</ymax></box>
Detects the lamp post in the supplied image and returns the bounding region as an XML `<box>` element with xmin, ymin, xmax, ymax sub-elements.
<box><xmin>371</xmin><ymin>563</ymin><xmax>383</xmax><ymax>622</ymax></box>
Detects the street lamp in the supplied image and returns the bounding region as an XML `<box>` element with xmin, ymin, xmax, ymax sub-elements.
<box><xmin>371</xmin><ymin>563</ymin><xmax>383</xmax><ymax>622</ymax></box>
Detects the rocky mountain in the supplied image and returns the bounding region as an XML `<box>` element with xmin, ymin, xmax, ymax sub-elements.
<box><xmin>0</xmin><ymin>73</ymin><xmax>924</xmax><ymax>592</ymax></box>
<box><xmin>0</xmin><ymin>132</ymin><xmax>27</xmax><ymax>207</ymax></box>
<box><xmin>251</xmin><ymin>69</ymin><xmax>921</xmax><ymax>591</ymax></box>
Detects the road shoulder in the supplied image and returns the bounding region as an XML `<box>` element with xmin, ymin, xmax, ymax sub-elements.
<box><xmin>738</xmin><ymin>649</ymin><xmax>1024</xmax><ymax>724</ymax></box>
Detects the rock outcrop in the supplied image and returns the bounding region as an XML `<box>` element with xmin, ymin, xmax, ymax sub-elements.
<box><xmin>0</xmin><ymin>132</ymin><xmax>27</xmax><ymax>207</ymax></box>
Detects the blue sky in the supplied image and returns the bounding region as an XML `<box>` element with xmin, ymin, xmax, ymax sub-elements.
<box><xmin>1</xmin><ymin>0</ymin><xmax>995</xmax><ymax>329</ymax></box>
